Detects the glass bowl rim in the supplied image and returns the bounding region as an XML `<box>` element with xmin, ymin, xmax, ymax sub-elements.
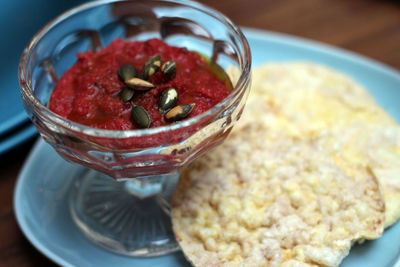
<box><xmin>18</xmin><ymin>0</ymin><xmax>251</xmax><ymax>138</ymax></box>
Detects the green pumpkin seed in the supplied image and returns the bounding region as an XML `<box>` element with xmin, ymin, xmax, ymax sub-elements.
<box><xmin>161</xmin><ymin>61</ymin><xmax>176</xmax><ymax>77</ymax></box>
<box><xmin>125</xmin><ymin>77</ymin><xmax>155</xmax><ymax>90</ymax></box>
<box><xmin>120</xmin><ymin>87</ymin><xmax>134</xmax><ymax>102</ymax></box>
<box><xmin>142</xmin><ymin>54</ymin><xmax>161</xmax><ymax>79</ymax></box>
<box><xmin>131</xmin><ymin>105</ymin><xmax>151</xmax><ymax>128</ymax></box>
<box><xmin>118</xmin><ymin>64</ymin><xmax>137</xmax><ymax>81</ymax></box>
<box><xmin>165</xmin><ymin>103</ymin><xmax>195</xmax><ymax>122</ymax></box>
<box><xmin>159</xmin><ymin>87</ymin><xmax>178</xmax><ymax>112</ymax></box>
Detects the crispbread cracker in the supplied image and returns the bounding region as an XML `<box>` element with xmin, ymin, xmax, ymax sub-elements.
<box><xmin>171</xmin><ymin>63</ymin><xmax>398</xmax><ymax>266</ymax></box>
<box><xmin>172</xmin><ymin>121</ymin><xmax>385</xmax><ymax>267</ymax></box>
<box><xmin>248</xmin><ymin>63</ymin><xmax>396</xmax><ymax>135</ymax></box>
<box><xmin>248</xmin><ymin>63</ymin><xmax>400</xmax><ymax>227</ymax></box>
<box><xmin>316</xmin><ymin>122</ymin><xmax>400</xmax><ymax>227</ymax></box>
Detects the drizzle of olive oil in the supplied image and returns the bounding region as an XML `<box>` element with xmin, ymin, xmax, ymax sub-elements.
<box><xmin>195</xmin><ymin>52</ymin><xmax>234</xmax><ymax>92</ymax></box>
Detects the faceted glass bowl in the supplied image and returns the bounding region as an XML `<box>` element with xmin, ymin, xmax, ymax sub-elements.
<box><xmin>19</xmin><ymin>0</ymin><xmax>251</xmax><ymax>257</ymax></box>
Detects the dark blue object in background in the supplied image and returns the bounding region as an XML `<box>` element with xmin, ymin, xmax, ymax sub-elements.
<box><xmin>0</xmin><ymin>0</ymin><xmax>88</xmax><ymax>151</ymax></box>
<box><xmin>0</xmin><ymin>0</ymin><xmax>88</xmax><ymax>130</ymax></box>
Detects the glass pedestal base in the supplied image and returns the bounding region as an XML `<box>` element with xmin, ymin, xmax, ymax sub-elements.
<box><xmin>69</xmin><ymin>169</ymin><xmax>180</xmax><ymax>257</ymax></box>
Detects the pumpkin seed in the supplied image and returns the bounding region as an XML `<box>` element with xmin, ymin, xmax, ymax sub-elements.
<box><xmin>131</xmin><ymin>105</ymin><xmax>151</xmax><ymax>128</ymax></box>
<box><xmin>125</xmin><ymin>77</ymin><xmax>155</xmax><ymax>90</ymax></box>
<box><xmin>161</xmin><ymin>61</ymin><xmax>176</xmax><ymax>78</ymax></box>
<box><xmin>142</xmin><ymin>54</ymin><xmax>161</xmax><ymax>79</ymax></box>
<box><xmin>120</xmin><ymin>87</ymin><xmax>134</xmax><ymax>102</ymax></box>
<box><xmin>118</xmin><ymin>64</ymin><xmax>137</xmax><ymax>81</ymax></box>
<box><xmin>165</xmin><ymin>103</ymin><xmax>195</xmax><ymax>122</ymax></box>
<box><xmin>159</xmin><ymin>87</ymin><xmax>178</xmax><ymax>112</ymax></box>
<box><xmin>143</xmin><ymin>65</ymin><xmax>159</xmax><ymax>79</ymax></box>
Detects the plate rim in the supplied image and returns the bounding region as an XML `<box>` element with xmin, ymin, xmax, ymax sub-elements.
<box><xmin>13</xmin><ymin>138</ymin><xmax>74</xmax><ymax>267</ymax></box>
<box><xmin>243</xmin><ymin>27</ymin><xmax>400</xmax><ymax>79</ymax></box>
<box><xmin>0</xmin><ymin>112</ymin><xmax>29</xmax><ymax>135</ymax></box>
<box><xmin>0</xmin><ymin>124</ymin><xmax>37</xmax><ymax>154</ymax></box>
<box><xmin>13</xmin><ymin>28</ymin><xmax>400</xmax><ymax>266</ymax></box>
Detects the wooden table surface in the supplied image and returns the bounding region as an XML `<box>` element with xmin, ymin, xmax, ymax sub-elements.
<box><xmin>1</xmin><ymin>0</ymin><xmax>399</xmax><ymax>266</ymax></box>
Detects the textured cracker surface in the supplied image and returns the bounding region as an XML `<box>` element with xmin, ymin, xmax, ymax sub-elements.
<box><xmin>171</xmin><ymin>63</ymin><xmax>398</xmax><ymax>266</ymax></box>
<box><xmin>172</xmin><ymin>124</ymin><xmax>384</xmax><ymax>266</ymax></box>
<box><xmin>248</xmin><ymin>63</ymin><xmax>400</xmax><ymax>227</ymax></box>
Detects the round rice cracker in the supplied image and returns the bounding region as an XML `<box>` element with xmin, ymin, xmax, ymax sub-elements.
<box><xmin>248</xmin><ymin>62</ymin><xmax>396</xmax><ymax>135</ymax></box>
<box><xmin>171</xmin><ymin>125</ymin><xmax>385</xmax><ymax>267</ymax></box>
<box><xmin>315</xmin><ymin>121</ymin><xmax>400</xmax><ymax>228</ymax></box>
<box><xmin>245</xmin><ymin>62</ymin><xmax>399</xmax><ymax>227</ymax></box>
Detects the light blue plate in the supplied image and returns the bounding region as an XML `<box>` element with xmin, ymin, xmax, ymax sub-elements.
<box><xmin>14</xmin><ymin>29</ymin><xmax>400</xmax><ymax>267</ymax></box>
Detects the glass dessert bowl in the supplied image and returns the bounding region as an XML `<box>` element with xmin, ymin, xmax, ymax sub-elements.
<box><xmin>19</xmin><ymin>0</ymin><xmax>251</xmax><ymax>257</ymax></box>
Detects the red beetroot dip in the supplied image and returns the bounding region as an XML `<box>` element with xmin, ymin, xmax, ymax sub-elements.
<box><xmin>49</xmin><ymin>38</ymin><xmax>230</xmax><ymax>130</ymax></box>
